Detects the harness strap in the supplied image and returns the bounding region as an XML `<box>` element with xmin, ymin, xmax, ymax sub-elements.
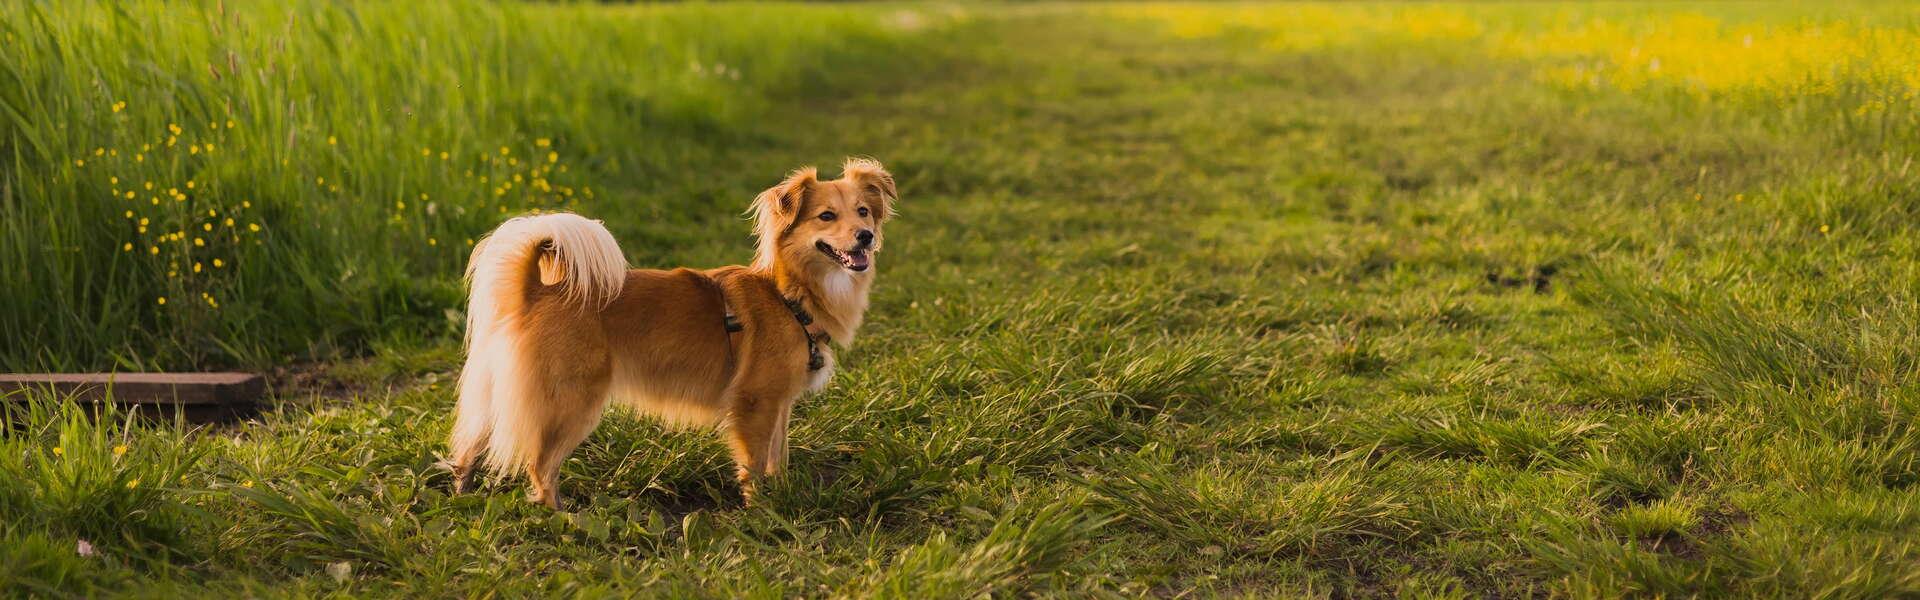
<box><xmin>783</xmin><ymin>298</ymin><xmax>828</xmax><ymax>371</ymax></box>
<box><xmin>704</xmin><ymin>271</ymin><xmax>824</xmax><ymax>373</ymax></box>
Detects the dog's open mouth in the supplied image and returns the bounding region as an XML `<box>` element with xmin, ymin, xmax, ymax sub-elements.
<box><xmin>815</xmin><ymin>240</ymin><xmax>871</xmax><ymax>272</ymax></box>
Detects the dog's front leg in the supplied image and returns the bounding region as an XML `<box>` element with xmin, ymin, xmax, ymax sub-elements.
<box><xmin>765</xmin><ymin>400</ymin><xmax>794</xmax><ymax>478</ymax></box>
<box><xmin>723</xmin><ymin>387</ymin><xmax>790</xmax><ymax>503</ymax></box>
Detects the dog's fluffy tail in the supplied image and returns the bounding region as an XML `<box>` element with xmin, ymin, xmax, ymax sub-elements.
<box><xmin>451</xmin><ymin>213</ymin><xmax>627</xmax><ymax>477</ymax></box>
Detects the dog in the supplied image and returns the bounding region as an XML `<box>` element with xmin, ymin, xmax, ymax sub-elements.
<box><xmin>446</xmin><ymin>158</ymin><xmax>896</xmax><ymax>507</ymax></box>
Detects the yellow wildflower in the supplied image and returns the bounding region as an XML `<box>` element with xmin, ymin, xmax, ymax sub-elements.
<box><xmin>52</xmin><ymin>446</ymin><xmax>63</xmax><ymax>456</ymax></box>
<box><xmin>226</xmin><ymin>120</ymin><xmax>236</xmax><ymax>129</ymax></box>
<box><xmin>241</xmin><ymin>480</ymin><xmax>254</xmax><ymax>489</ymax></box>
<box><xmin>429</xmin><ymin>238</ymin><xmax>438</xmax><ymax>246</ymax></box>
<box><xmin>248</xmin><ymin>223</ymin><xmax>260</xmax><ymax>232</ymax></box>
<box><xmin>113</xmin><ymin>445</ymin><xmax>127</xmax><ymax>456</ymax></box>
<box><xmin>194</xmin><ymin>262</ymin><xmax>202</xmax><ymax>273</ymax></box>
<box><xmin>194</xmin><ymin>238</ymin><xmax>205</xmax><ymax>247</ymax></box>
<box><xmin>327</xmin><ymin>136</ymin><xmax>337</xmax><ymax>146</ymax></box>
<box><xmin>122</xmin><ymin>243</ymin><xmax>133</xmax><ymax>252</ymax></box>
<box><xmin>127</xmin><ymin>479</ymin><xmax>140</xmax><ymax>489</ymax></box>
<box><xmin>74</xmin><ymin>159</ymin><xmax>84</xmax><ymax>167</ymax></box>
<box><xmin>149</xmin><ymin>246</ymin><xmax>159</xmax><ymax>255</ymax></box>
<box><xmin>156</xmin><ymin>296</ymin><xmax>166</xmax><ymax>305</ymax></box>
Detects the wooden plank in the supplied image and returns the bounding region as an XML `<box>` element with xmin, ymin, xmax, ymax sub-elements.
<box><xmin>0</xmin><ymin>373</ymin><xmax>265</xmax><ymax>422</ymax></box>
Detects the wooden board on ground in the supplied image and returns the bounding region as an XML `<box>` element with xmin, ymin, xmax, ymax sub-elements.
<box><xmin>0</xmin><ymin>372</ymin><xmax>265</xmax><ymax>423</ymax></box>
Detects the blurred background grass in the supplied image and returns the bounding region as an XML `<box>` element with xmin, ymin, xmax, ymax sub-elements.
<box><xmin>0</xmin><ymin>1</ymin><xmax>940</xmax><ymax>370</ymax></box>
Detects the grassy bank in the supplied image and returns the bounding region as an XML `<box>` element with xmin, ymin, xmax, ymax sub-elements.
<box><xmin>7</xmin><ymin>1</ymin><xmax>1920</xmax><ymax>597</ymax></box>
<box><xmin>0</xmin><ymin>0</ymin><xmax>938</xmax><ymax>370</ymax></box>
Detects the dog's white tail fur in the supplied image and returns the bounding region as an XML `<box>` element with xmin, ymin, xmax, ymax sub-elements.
<box><xmin>451</xmin><ymin>213</ymin><xmax>626</xmax><ymax>477</ymax></box>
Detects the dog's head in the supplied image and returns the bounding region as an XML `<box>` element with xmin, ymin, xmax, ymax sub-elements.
<box><xmin>751</xmin><ymin>158</ymin><xmax>896</xmax><ymax>274</ymax></box>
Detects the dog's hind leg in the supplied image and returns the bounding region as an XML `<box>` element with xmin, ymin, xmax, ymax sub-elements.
<box><xmin>447</xmin><ymin>366</ymin><xmax>494</xmax><ymax>494</ymax></box>
<box><xmin>523</xmin><ymin>378</ymin><xmax>610</xmax><ymax>510</ymax></box>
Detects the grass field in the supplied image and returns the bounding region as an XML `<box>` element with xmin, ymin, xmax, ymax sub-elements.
<box><xmin>6</xmin><ymin>1</ymin><xmax>1920</xmax><ymax>597</ymax></box>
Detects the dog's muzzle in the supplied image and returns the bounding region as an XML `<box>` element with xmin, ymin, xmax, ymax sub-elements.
<box><xmin>815</xmin><ymin>240</ymin><xmax>871</xmax><ymax>272</ymax></box>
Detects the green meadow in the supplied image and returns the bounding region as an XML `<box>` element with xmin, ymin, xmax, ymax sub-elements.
<box><xmin>5</xmin><ymin>1</ymin><xmax>1920</xmax><ymax>597</ymax></box>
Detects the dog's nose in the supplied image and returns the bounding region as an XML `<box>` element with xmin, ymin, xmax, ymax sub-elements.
<box><xmin>855</xmin><ymin>229</ymin><xmax>874</xmax><ymax>247</ymax></box>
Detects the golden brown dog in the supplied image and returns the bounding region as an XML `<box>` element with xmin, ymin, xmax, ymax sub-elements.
<box><xmin>447</xmin><ymin>158</ymin><xmax>896</xmax><ymax>507</ymax></box>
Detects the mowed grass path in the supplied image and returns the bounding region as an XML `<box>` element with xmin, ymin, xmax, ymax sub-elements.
<box><xmin>8</xmin><ymin>4</ymin><xmax>1920</xmax><ymax>597</ymax></box>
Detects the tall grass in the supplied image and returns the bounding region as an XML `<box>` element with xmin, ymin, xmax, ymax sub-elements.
<box><xmin>0</xmin><ymin>392</ymin><xmax>207</xmax><ymax>593</ymax></box>
<box><xmin>0</xmin><ymin>1</ymin><xmax>931</xmax><ymax>370</ymax></box>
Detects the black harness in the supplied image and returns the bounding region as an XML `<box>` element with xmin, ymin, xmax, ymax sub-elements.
<box><xmin>717</xmin><ymin>291</ymin><xmax>827</xmax><ymax>372</ymax></box>
<box><xmin>782</xmin><ymin>298</ymin><xmax>828</xmax><ymax>372</ymax></box>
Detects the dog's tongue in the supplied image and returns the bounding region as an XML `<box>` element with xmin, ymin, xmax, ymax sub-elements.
<box><xmin>847</xmin><ymin>251</ymin><xmax>870</xmax><ymax>270</ymax></box>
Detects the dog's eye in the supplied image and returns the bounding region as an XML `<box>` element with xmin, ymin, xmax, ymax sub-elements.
<box><xmin>857</xmin><ymin>206</ymin><xmax>870</xmax><ymax>218</ymax></box>
<box><xmin>818</xmin><ymin>211</ymin><xmax>837</xmax><ymax>222</ymax></box>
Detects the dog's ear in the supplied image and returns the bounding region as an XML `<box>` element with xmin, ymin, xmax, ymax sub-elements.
<box><xmin>750</xmin><ymin>167</ymin><xmax>817</xmax><ymax>267</ymax></box>
<box><xmin>842</xmin><ymin>157</ymin><xmax>896</xmax><ymax>221</ymax></box>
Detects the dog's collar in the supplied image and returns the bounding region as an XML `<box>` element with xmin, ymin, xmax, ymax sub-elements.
<box><xmin>783</xmin><ymin>298</ymin><xmax>828</xmax><ymax>371</ymax></box>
